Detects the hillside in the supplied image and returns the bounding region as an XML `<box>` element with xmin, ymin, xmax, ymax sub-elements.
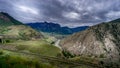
<box><xmin>26</xmin><ymin>22</ymin><xmax>89</xmax><ymax>35</ymax></box>
<box><xmin>60</xmin><ymin>18</ymin><xmax>120</xmax><ymax>67</ymax></box>
<box><xmin>0</xmin><ymin>12</ymin><xmax>22</xmax><ymax>26</ymax></box>
<box><xmin>0</xmin><ymin>25</ymin><xmax>43</xmax><ymax>40</ymax></box>
<box><xmin>0</xmin><ymin>12</ymin><xmax>43</xmax><ymax>40</ymax></box>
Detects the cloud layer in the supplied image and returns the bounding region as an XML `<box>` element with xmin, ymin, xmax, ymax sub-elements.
<box><xmin>0</xmin><ymin>0</ymin><xmax>120</xmax><ymax>27</ymax></box>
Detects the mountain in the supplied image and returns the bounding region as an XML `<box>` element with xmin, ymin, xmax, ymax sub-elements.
<box><xmin>0</xmin><ymin>12</ymin><xmax>63</xmax><ymax>68</ymax></box>
<box><xmin>0</xmin><ymin>12</ymin><xmax>43</xmax><ymax>40</ymax></box>
<box><xmin>60</xmin><ymin>18</ymin><xmax>120</xmax><ymax>65</ymax></box>
<box><xmin>0</xmin><ymin>12</ymin><xmax>23</xmax><ymax>26</ymax></box>
<box><xmin>26</xmin><ymin>22</ymin><xmax>89</xmax><ymax>35</ymax></box>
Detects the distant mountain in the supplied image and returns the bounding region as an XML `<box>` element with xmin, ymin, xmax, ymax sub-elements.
<box><xmin>26</xmin><ymin>22</ymin><xmax>89</xmax><ymax>35</ymax></box>
<box><xmin>0</xmin><ymin>12</ymin><xmax>23</xmax><ymax>26</ymax></box>
<box><xmin>0</xmin><ymin>12</ymin><xmax>43</xmax><ymax>40</ymax></box>
<box><xmin>60</xmin><ymin>18</ymin><xmax>120</xmax><ymax>65</ymax></box>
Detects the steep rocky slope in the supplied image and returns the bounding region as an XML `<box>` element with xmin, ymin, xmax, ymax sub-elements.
<box><xmin>60</xmin><ymin>19</ymin><xmax>120</xmax><ymax>63</ymax></box>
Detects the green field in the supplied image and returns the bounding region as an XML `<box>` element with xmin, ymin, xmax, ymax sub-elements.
<box><xmin>0</xmin><ymin>49</ymin><xmax>57</xmax><ymax>68</ymax></box>
<box><xmin>4</xmin><ymin>40</ymin><xmax>61</xmax><ymax>57</ymax></box>
<box><xmin>0</xmin><ymin>49</ymin><xmax>102</xmax><ymax>68</ymax></box>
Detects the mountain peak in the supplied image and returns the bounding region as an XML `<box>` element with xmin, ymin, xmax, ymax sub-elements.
<box><xmin>0</xmin><ymin>12</ymin><xmax>23</xmax><ymax>26</ymax></box>
<box><xmin>0</xmin><ymin>12</ymin><xmax>9</xmax><ymax>15</ymax></box>
<box><xmin>0</xmin><ymin>12</ymin><xmax>11</xmax><ymax>22</ymax></box>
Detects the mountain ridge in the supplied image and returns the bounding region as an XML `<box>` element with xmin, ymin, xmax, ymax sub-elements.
<box><xmin>0</xmin><ymin>12</ymin><xmax>23</xmax><ymax>26</ymax></box>
<box><xmin>26</xmin><ymin>22</ymin><xmax>89</xmax><ymax>35</ymax></box>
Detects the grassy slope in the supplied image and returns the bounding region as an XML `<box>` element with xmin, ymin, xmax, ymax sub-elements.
<box><xmin>0</xmin><ymin>50</ymin><xmax>56</xmax><ymax>68</ymax></box>
<box><xmin>0</xmin><ymin>19</ymin><xmax>13</xmax><ymax>26</ymax></box>
<box><xmin>0</xmin><ymin>49</ymin><xmax>100</xmax><ymax>68</ymax></box>
<box><xmin>7</xmin><ymin>40</ymin><xmax>61</xmax><ymax>57</ymax></box>
<box><xmin>0</xmin><ymin>25</ymin><xmax>61</xmax><ymax>57</ymax></box>
<box><xmin>0</xmin><ymin>25</ymin><xmax>43</xmax><ymax>40</ymax></box>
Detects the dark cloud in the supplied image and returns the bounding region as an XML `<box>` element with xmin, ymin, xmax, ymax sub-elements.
<box><xmin>0</xmin><ymin>0</ymin><xmax>120</xmax><ymax>27</ymax></box>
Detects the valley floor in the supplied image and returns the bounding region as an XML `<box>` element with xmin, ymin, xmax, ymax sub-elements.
<box><xmin>0</xmin><ymin>44</ymin><xmax>103</xmax><ymax>68</ymax></box>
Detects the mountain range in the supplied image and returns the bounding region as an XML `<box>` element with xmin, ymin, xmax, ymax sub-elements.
<box><xmin>0</xmin><ymin>12</ymin><xmax>120</xmax><ymax>68</ymax></box>
<box><xmin>26</xmin><ymin>22</ymin><xmax>89</xmax><ymax>35</ymax></box>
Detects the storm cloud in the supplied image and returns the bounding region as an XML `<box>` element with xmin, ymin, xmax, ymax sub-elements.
<box><xmin>0</xmin><ymin>0</ymin><xmax>120</xmax><ymax>27</ymax></box>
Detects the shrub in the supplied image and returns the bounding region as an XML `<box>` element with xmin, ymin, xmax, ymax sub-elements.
<box><xmin>62</xmin><ymin>50</ymin><xmax>75</xmax><ymax>58</ymax></box>
<box><xmin>99</xmin><ymin>54</ymin><xmax>105</xmax><ymax>58</ymax></box>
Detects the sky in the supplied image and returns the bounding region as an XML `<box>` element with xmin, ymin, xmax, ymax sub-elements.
<box><xmin>0</xmin><ymin>0</ymin><xmax>120</xmax><ymax>27</ymax></box>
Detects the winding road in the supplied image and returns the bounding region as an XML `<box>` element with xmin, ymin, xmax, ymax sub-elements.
<box><xmin>54</xmin><ymin>39</ymin><xmax>62</xmax><ymax>49</ymax></box>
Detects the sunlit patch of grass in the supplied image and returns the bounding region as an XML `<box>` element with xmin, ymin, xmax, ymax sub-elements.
<box><xmin>0</xmin><ymin>50</ymin><xmax>56</xmax><ymax>68</ymax></box>
<box><xmin>69</xmin><ymin>56</ymin><xmax>99</xmax><ymax>65</ymax></box>
<box><xmin>7</xmin><ymin>40</ymin><xmax>61</xmax><ymax>57</ymax></box>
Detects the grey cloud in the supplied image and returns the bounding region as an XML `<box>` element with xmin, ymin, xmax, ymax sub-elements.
<box><xmin>0</xmin><ymin>0</ymin><xmax>120</xmax><ymax>27</ymax></box>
